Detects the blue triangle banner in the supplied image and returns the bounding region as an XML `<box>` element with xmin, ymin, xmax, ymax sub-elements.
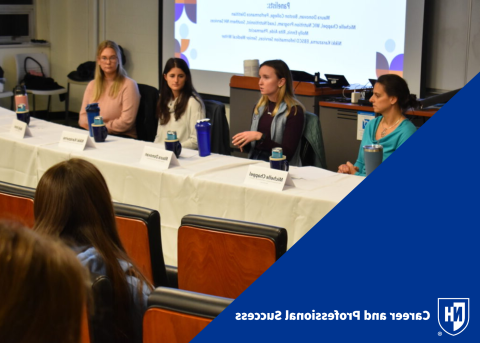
<box><xmin>193</xmin><ymin>72</ymin><xmax>480</xmax><ymax>342</ymax></box>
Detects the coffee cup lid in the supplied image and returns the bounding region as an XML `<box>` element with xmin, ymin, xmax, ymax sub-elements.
<box><xmin>363</xmin><ymin>144</ymin><xmax>383</xmax><ymax>152</ymax></box>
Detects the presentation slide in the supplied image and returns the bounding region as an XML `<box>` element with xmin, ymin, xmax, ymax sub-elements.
<box><xmin>175</xmin><ymin>0</ymin><xmax>407</xmax><ymax>87</ymax></box>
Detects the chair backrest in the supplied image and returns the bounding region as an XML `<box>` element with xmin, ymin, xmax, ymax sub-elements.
<box><xmin>143</xmin><ymin>287</ymin><xmax>233</xmax><ymax>343</ymax></box>
<box><xmin>0</xmin><ymin>181</ymin><xmax>35</xmax><ymax>228</ymax></box>
<box><xmin>15</xmin><ymin>53</ymin><xmax>51</xmax><ymax>84</ymax></box>
<box><xmin>136</xmin><ymin>84</ymin><xmax>159</xmax><ymax>142</ymax></box>
<box><xmin>203</xmin><ymin>99</ymin><xmax>231</xmax><ymax>155</ymax></box>
<box><xmin>86</xmin><ymin>273</ymin><xmax>114</xmax><ymax>343</ymax></box>
<box><xmin>178</xmin><ymin>214</ymin><xmax>287</xmax><ymax>298</ymax></box>
<box><xmin>113</xmin><ymin>202</ymin><xmax>168</xmax><ymax>287</ymax></box>
<box><xmin>301</xmin><ymin>111</ymin><xmax>327</xmax><ymax>169</ymax></box>
<box><xmin>81</xmin><ymin>304</ymin><xmax>91</xmax><ymax>343</ymax></box>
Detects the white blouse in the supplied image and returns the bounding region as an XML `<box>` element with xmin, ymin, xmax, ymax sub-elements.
<box><xmin>154</xmin><ymin>96</ymin><xmax>205</xmax><ymax>150</ymax></box>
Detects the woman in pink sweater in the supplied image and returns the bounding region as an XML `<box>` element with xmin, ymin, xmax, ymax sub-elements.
<box><xmin>79</xmin><ymin>40</ymin><xmax>140</xmax><ymax>138</ymax></box>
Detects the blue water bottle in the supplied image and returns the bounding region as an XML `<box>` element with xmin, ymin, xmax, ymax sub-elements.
<box><xmin>195</xmin><ymin>118</ymin><xmax>211</xmax><ymax>157</ymax></box>
<box><xmin>85</xmin><ymin>103</ymin><xmax>100</xmax><ymax>137</ymax></box>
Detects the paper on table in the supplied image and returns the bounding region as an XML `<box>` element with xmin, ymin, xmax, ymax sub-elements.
<box><xmin>179</xmin><ymin>149</ymin><xmax>197</xmax><ymax>158</ymax></box>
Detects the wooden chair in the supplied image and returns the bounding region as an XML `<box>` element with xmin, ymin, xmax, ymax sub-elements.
<box><xmin>177</xmin><ymin>214</ymin><xmax>287</xmax><ymax>298</ymax></box>
<box><xmin>113</xmin><ymin>202</ymin><xmax>168</xmax><ymax>287</ymax></box>
<box><xmin>143</xmin><ymin>287</ymin><xmax>232</xmax><ymax>343</ymax></box>
<box><xmin>81</xmin><ymin>273</ymin><xmax>114</xmax><ymax>343</ymax></box>
<box><xmin>0</xmin><ymin>181</ymin><xmax>35</xmax><ymax>228</ymax></box>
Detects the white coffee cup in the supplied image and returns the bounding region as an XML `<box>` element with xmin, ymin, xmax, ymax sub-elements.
<box><xmin>351</xmin><ymin>92</ymin><xmax>361</xmax><ymax>104</ymax></box>
<box><xmin>244</xmin><ymin>59</ymin><xmax>259</xmax><ymax>77</ymax></box>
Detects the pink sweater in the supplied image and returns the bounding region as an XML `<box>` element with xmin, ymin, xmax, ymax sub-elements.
<box><xmin>79</xmin><ymin>77</ymin><xmax>140</xmax><ymax>138</ymax></box>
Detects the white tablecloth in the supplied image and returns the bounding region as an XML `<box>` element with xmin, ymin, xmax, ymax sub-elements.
<box><xmin>0</xmin><ymin>107</ymin><xmax>364</xmax><ymax>265</ymax></box>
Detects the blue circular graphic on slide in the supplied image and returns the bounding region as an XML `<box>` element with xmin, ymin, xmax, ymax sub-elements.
<box><xmin>190</xmin><ymin>49</ymin><xmax>197</xmax><ymax>60</ymax></box>
<box><xmin>385</xmin><ymin>39</ymin><xmax>396</xmax><ymax>53</ymax></box>
<box><xmin>180</xmin><ymin>24</ymin><xmax>189</xmax><ymax>39</ymax></box>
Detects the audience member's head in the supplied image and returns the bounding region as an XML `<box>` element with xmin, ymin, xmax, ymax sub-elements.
<box><xmin>34</xmin><ymin>158</ymin><xmax>118</xmax><ymax>246</ymax></box>
<box><xmin>33</xmin><ymin>158</ymin><xmax>151</xmax><ymax>343</ymax></box>
<box><xmin>0</xmin><ymin>220</ymin><xmax>88</xmax><ymax>343</ymax></box>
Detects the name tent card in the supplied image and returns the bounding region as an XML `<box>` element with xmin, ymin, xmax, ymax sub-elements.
<box><xmin>244</xmin><ymin>165</ymin><xmax>295</xmax><ymax>192</ymax></box>
<box><xmin>140</xmin><ymin>146</ymin><xmax>180</xmax><ymax>170</ymax></box>
<box><xmin>10</xmin><ymin>119</ymin><xmax>32</xmax><ymax>139</ymax></box>
<box><xmin>59</xmin><ymin>131</ymin><xmax>95</xmax><ymax>151</ymax></box>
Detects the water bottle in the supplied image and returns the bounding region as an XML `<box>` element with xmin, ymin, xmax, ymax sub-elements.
<box><xmin>85</xmin><ymin>103</ymin><xmax>100</xmax><ymax>137</ymax></box>
<box><xmin>195</xmin><ymin>118</ymin><xmax>211</xmax><ymax>157</ymax></box>
<box><xmin>14</xmin><ymin>84</ymin><xmax>30</xmax><ymax>125</ymax></box>
<box><xmin>91</xmin><ymin>116</ymin><xmax>108</xmax><ymax>142</ymax></box>
<box><xmin>165</xmin><ymin>130</ymin><xmax>182</xmax><ymax>158</ymax></box>
<box><xmin>270</xmin><ymin>147</ymin><xmax>288</xmax><ymax>171</ymax></box>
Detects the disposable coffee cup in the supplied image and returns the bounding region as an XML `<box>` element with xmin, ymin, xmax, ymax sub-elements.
<box><xmin>244</xmin><ymin>59</ymin><xmax>259</xmax><ymax>77</ymax></box>
<box><xmin>363</xmin><ymin>144</ymin><xmax>383</xmax><ymax>176</ymax></box>
<box><xmin>351</xmin><ymin>92</ymin><xmax>360</xmax><ymax>104</ymax></box>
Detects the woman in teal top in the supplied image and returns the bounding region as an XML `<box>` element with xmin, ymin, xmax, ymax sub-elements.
<box><xmin>338</xmin><ymin>74</ymin><xmax>419</xmax><ymax>176</ymax></box>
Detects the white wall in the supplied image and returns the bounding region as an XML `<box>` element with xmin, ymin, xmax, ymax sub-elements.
<box><xmin>47</xmin><ymin>0</ymin><xmax>159</xmax><ymax>112</ymax></box>
<box><xmin>424</xmin><ymin>0</ymin><xmax>480</xmax><ymax>92</ymax></box>
<box><xmin>0</xmin><ymin>0</ymin><xmax>158</xmax><ymax>112</ymax></box>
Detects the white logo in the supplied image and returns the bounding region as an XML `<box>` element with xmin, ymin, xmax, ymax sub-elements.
<box><xmin>438</xmin><ymin>298</ymin><xmax>469</xmax><ymax>336</ymax></box>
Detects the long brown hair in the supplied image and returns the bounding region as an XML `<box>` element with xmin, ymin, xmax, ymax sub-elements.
<box><xmin>33</xmin><ymin>158</ymin><xmax>152</xmax><ymax>343</ymax></box>
<box><xmin>0</xmin><ymin>220</ymin><xmax>88</xmax><ymax>343</ymax></box>
<box><xmin>157</xmin><ymin>57</ymin><xmax>203</xmax><ymax>125</ymax></box>
<box><xmin>254</xmin><ymin>59</ymin><xmax>304</xmax><ymax>117</ymax></box>
<box><xmin>93</xmin><ymin>40</ymin><xmax>127</xmax><ymax>101</ymax></box>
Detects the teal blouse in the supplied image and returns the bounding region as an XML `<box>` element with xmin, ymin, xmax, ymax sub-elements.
<box><xmin>354</xmin><ymin>116</ymin><xmax>416</xmax><ymax>176</ymax></box>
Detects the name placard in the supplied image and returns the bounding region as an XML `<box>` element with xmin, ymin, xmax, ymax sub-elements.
<box><xmin>140</xmin><ymin>146</ymin><xmax>180</xmax><ymax>170</ymax></box>
<box><xmin>10</xmin><ymin>119</ymin><xmax>32</xmax><ymax>139</ymax></box>
<box><xmin>244</xmin><ymin>165</ymin><xmax>295</xmax><ymax>192</ymax></box>
<box><xmin>59</xmin><ymin>131</ymin><xmax>95</xmax><ymax>151</ymax></box>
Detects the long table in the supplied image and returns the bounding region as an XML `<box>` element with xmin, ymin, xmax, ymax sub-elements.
<box><xmin>0</xmin><ymin>108</ymin><xmax>364</xmax><ymax>265</ymax></box>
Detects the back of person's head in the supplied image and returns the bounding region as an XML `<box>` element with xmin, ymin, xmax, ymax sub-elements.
<box><xmin>34</xmin><ymin>158</ymin><xmax>118</xmax><ymax>247</ymax></box>
<box><xmin>158</xmin><ymin>57</ymin><xmax>202</xmax><ymax>124</ymax></box>
<box><xmin>0</xmin><ymin>221</ymin><xmax>87</xmax><ymax>343</ymax></box>
<box><xmin>255</xmin><ymin>59</ymin><xmax>303</xmax><ymax>116</ymax></box>
<box><xmin>377</xmin><ymin>74</ymin><xmax>419</xmax><ymax>112</ymax></box>
<box><xmin>34</xmin><ymin>158</ymin><xmax>150</xmax><ymax>343</ymax></box>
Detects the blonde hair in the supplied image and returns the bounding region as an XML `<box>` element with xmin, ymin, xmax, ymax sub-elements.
<box><xmin>254</xmin><ymin>60</ymin><xmax>304</xmax><ymax>117</ymax></box>
<box><xmin>93</xmin><ymin>40</ymin><xmax>127</xmax><ymax>101</ymax></box>
<box><xmin>0</xmin><ymin>221</ymin><xmax>88</xmax><ymax>343</ymax></box>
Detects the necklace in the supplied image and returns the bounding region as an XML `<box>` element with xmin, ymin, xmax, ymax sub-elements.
<box><xmin>380</xmin><ymin>118</ymin><xmax>401</xmax><ymax>138</ymax></box>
